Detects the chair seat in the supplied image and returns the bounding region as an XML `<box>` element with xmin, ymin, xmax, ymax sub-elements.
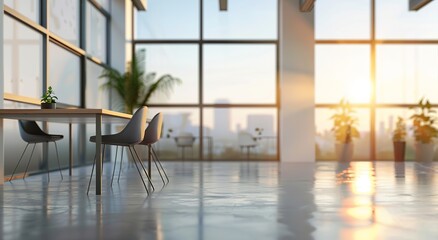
<box><xmin>26</xmin><ymin>134</ymin><xmax>63</xmax><ymax>143</ymax></box>
<box><xmin>240</xmin><ymin>143</ymin><xmax>257</xmax><ymax>148</ymax></box>
<box><xmin>89</xmin><ymin>134</ymin><xmax>138</xmax><ymax>146</ymax></box>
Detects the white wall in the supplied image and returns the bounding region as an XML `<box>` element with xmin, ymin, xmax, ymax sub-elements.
<box><xmin>280</xmin><ymin>0</ymin><xmax>315</xmax><ymax>162</ymax></box>
<box><xmin>109</xmin><ymin>0</ymin><xmax>129</xmax><ymax>111</ymax></box>
<box><xmin>110</xmin><ymin>0</ymin><xmax>128</xmax><ymax>72</ymax></box>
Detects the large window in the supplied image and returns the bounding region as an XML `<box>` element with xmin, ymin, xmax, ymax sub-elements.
<box><xmin>3</xmin><ymin>0</ymin><xmax>110</xmax><ymax>175</ymax></box>
<box><xmin>315</xmin><ymin>0</ymin><xmax>438</xmax><ymax>161</ymax></box>
<box><xmin>134</xmin><ymin>0</ymin><xmax>279</xmax><ymax>160</ymax></box>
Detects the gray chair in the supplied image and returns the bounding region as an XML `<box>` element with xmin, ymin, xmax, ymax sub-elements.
<box><xmin>140</xmin><ymin>113</ymin><xmax>168</xmax><ymax>184</ymax></box>
<box><xmin>174</xmin><ymin>132</ymin><xmax>196</xmax><ymax>160</ymax></box>
<box><xmin>10</xmin><ymin>120</ymin><xmax>64</xmax><ymax>181</ymax></box>
<box><xmin>87</xmin><ymin>106</ymin><xmax>152</xmax><ymax>195</ymax></box>
<box><xmin>111</xmin><ymin>113</ymin><xmax>169</xmax><ymax>186</ymax></box>
<box><xmin>238</xmin><ymin>131</ymin><xmax>258</xmax><ymax>160</ymax></box>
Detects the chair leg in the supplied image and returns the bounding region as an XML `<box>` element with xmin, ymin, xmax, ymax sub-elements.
<box><xmin>110</xmin><ymin>146</ymin><xmax>119</xmax><ymax>187</ymax></box>
<box><xmin>246</xmin><ymin>146</ymin><xmax>250</xmax><ymax>160</ymax></box>
<box><xmin>9</xmin><ymin>143</ymin><xmax>30</xmax><ymax>181</ymax></box>
<box><xmin>128</xmin><ymin>147</ymin><xmax>149</xmax><ymax>195</ymax></box>
<box><xmin>54</xmin><ymin>142</ymin><xmax>63</xmax><ymax>180</ymax></box>
<box><xmin>149</xmin><ymin>145</ymin><xmax>166</xmax><ymax>185</ymax></box>
<box><xmin>87</xmin><ymin>145</ymin><xmax>105</xmax><ymax>195</ymax></box>
<box><xmin>117</xmin><ymin>147</ymin><xmax>124</xmax><ymax>183</ymax></box>
<box><xmin>132</xmin><ymin>147</ymin><xmax>155</xmax><ymax>191</ymax></box>
<box><xmin>151</xmin><ymin>146</ymin><xmax>169</xmax><ymax>183</ymax></box>
<box><xmin>23</xmin><ymin>144</ymin><xmax>37</xmax><ymax>180</ymax></box>
<box><xmin>87</xmin><ymin>153</ymin><xmax>97</xmax><ymax>195</ymax></box>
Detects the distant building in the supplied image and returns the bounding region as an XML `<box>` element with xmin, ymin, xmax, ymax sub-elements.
<box><xmin>213</xmin><ymin>99</ymin><xmax>231</xmax><ymax>138</ymax></box>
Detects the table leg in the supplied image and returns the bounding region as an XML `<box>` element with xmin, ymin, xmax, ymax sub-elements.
<box><xmin>95</xmin><ymin>114</ymin><xmax>102</xmax><ymax>195</ymax></box>
<box><xmin>69</xmin><ymin>123</ymin><xmax>73</xmax><ymax>176</ymax></box>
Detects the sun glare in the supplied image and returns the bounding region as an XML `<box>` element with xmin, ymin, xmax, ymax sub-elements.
<box><xmin>346</xmin><ymin>79</ymin><xmax>372</xmax><ymax>103</ymax></box>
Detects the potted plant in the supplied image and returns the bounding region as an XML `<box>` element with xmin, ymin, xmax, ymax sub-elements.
<box><xmin>392</xmin><ymin>116</ymin><xmax>406</xmax><ymax>161</ymax></box>
<box><xmin>40</xmin><ymin>86</ymin><xmax>58</xmax><ymax>109</ymax></box>
<box><xmin>410</xmin><ymin>98</ymin><xmax>438</xmax><ymax>162</ymax></box>
<box><xmin>100</xmin><ymin>52</ymin><xmax>181</xmax><ymax>114</ymax></box>
<box><xmin>331</xmin><ymin>98</ymin><xmax>360</xmax><ymax>161</ymax></box>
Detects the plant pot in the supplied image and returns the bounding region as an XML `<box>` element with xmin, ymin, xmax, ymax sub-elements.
<box><xmin>393</xmin><ymin>141</ymin><xmax>406</xmax><ymax>162</ymax></box>
<box><xmin>415</xmin><ymin>142</ymin><xmax>435</xmax><ymax>162</ymax></box>
<box><xmin>335</xmin><ymin>143</ymin><xmax>354</xmax><ymax>162</ymax></box>
<box><xmin>41</xmin><ymin>103</ymin><xmax>56</xmax><ymax>109</ymax></box>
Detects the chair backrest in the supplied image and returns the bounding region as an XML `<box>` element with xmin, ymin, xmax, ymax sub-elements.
<box><xmin>18</xmin><ymin>120</ymin><xmax>48</xmax><ymax>142</ymax></box>
<box><xmin>238</xmin><ymin>131</ymin><xmax>257</xmax><ymax>147</ymax></box>
<box><xmin>116</xmin><ymin>106</ymin><xmax>148</xmax><ymax>145</ymax></box>
<box><xmin>140</xmin><ymin>112</ymin><xmax>163</xmax><ymax>145</ymax></box>
<box><xmin>175</xmin><ymin>132</ymin><xmax>195</xmax><ymax>147</ymax></box>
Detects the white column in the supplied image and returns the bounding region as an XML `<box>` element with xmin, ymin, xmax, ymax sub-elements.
<box><xmin>0</xmin><ymin>0</ymin><xmax>5</xmax><ymax>183</ymax></box>
<box><xmin>279</xmin><ymin>0</ymin><xmax>315</xmax><ymax>162</ymax></box>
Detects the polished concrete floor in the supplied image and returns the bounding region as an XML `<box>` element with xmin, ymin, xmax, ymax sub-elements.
<box><xmin>1</xmin><ymin>161</ymin><xmax>438</xmax><ymax>240</ymax></box>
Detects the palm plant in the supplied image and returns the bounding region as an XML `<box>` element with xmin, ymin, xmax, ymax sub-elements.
<box><xmin>410</xmin><ymin>98</ymin><xmax>438</xmax><ymax>143</ymax></box>
<box><xmin>100</xmin><ymin>53</ymin><xmax>181</xmax><ymax>114</ymax></box>
<box><xmin>331</xmin><ymin>98</ymin><xmax>360</xmax><ymax>143</ymax></box>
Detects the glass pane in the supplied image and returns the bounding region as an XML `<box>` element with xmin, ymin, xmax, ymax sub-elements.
<box><xmin>4</xmin><ymin>16</ymin><xmax>43</xmax><ymax>99</ymax></box>
<box><xmin>135</xmin><ymin>45</ymin><xmax>199</xmax><ymax>104</ymax></box>
<box><xmin>49</xmin><ymin>42</ymin><xmax>81</xmax><ymax>106</ymax></box>
<box><xmin>4</xmin><ymin>0</ymin><xmax>40</xmax><ymax>23</ymax></box>
<box><xmin>315</xmin><ymin>0</ymin><xmax>370</xmax><ymax>40</ymax></box>
<box><xmin>376</xmin><ymin>0</ymin><xmax>438</xmax><ymax>40</ymax></box>
<box><xmin>315</xmin><ymin>44</ymin><xmax>371</xmax><ymax>104</ymax></box>
<box><xmin>376</xmin><ymin>45</ymin><xmax>438</xmax><ymax>104</ymax></box>
<box><xmin>86</xmin><ymin>61</ymin><xmax>109</xmax><ymax>108</ymax></box>
<box><xmin>203</xmin><ymin>0</ymin><xmax>277</xmax><ymax>40</ymax></box>
<box><xmin>316</xmin><ymin>108</ymin><xmax>370</xmax><ymax>160</ymax></box>
<box><xmin>49</xmin><ymin>0</ymin><xmax>80</xmax><ymax>46</ymax></box>
<box><xmin>376</xmin><ymin>108</ymin><xmax>415</xmax><ymax>161</ymax></box>
<box><xmin>134</xmin><ymin>0</ymin><xmax>199</xmax><ymax>39</ymax></box>
<box><xmin>203</xmin><ymin>44</ymin><xmax>276</xmax><ymax>104</ymax></box>
<box><xmin>86</xmin><ymin>2</ymin><xmax>107</xmax><ymax>61</ymax></box>
<box><xmin>148</xmin><ymin>108</ymin><xmax>200</xmax><ymax>160</ymax></box>
<box><xmin>203</xmin><ymin>108</ymin><xmax>277</xmax><ymax>160</ymax></box>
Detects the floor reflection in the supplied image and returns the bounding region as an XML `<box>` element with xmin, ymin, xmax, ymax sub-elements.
<box><xmin>1</xmin><ymin>161</ymin><xmax>438</xmax><ymax>239</ymax></box>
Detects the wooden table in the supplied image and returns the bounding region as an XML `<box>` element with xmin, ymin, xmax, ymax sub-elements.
<box><xmin>0</xmin><ymin>108</ymin><xmax>131</xmax><ymax>195</ymax></box>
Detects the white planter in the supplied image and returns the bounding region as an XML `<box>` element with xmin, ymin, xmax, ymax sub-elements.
<box><xmin>415</xmin><ymin>142</ymin><xmax>435</xmax><ymax>162</ymax></box>
<box><xmin>335</xmin><ymin>143</ymin><xmax>354</xmax><ymax>162</ymax></box>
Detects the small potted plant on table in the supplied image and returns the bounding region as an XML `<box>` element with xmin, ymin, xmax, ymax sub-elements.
<box><xmin>331</xmin><ymin>98</ymin><xmax>360</xmax><ymax>161</ymax></box>
<box><xmin>392</xmin><ymin>117</ymin><xmax>406</xmax><ymax>162</ymax></box>
<box><xmin>410</xmin><ymin>98</ymin><xmax>438</xmax><ymax>162</ymax></box>
<box><xmin>41</xmin><ymin>86</ymin><xmax>58</xmax><ymax>109</ymax></box>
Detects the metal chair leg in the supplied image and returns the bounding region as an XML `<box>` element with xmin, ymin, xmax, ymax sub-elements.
<box><xmin>9</xmin><ymin>143</ymin><xmax>30</xmax><ymax>181</ymax></box>
<box><xmin>151</xmin><ymin>146</ymin><xmax>169</xmax><ymax>183</ymax></box>
<box><xmin>132</xmin><ymin>147</ymin><xmax>155</xmax><ymax>191</ymax></box>
<box><xmin>110</xmin><ymin>146</ymin><xmax>119</xmax><ymax>187</ymax></box>
<box><xmin>54</xmin><ymin>142</ymin><xmax>63</xmax><ymax>180</ymax></box>
<box><xmin>87</xmin><ymin>145</ymin><xmax>105</xmax><ymax>195</ymax></box>
<box><xmin>117</xmin><ymin>147</ymin><xmax>124</xmax><ymax>183</ymax></box>
<box><xmin>23</xmin><ymin>144</ymin><xmax>37</xmax><ymax>180</ymax></box>
<box><xmin>86</xmin><ymin>154</ymin><xmax>97</xmax><ymax>195</ymax></box>
<box><xmin>128</xmin><ymin>147</ymin><xmax>149</xmax><ymax>195</ymax></box>
<box><xmin>150</xmin><ymin>146</ymin><xmax>166</xmax><ymax>185</ymax></box>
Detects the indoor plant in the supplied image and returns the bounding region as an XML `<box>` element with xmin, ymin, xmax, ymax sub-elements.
<box><xmin>40</xmin><ymin>86</ymin><xmax>58</xmax><ymax>109</ymax></box>
<box><xmin>331</xmin><ymin>98</ymin><xmax>360</xmax><ymax>161</ymax></box>
<box><xmin>100</xmin><ymin>52</ymin><xmax>181</xmax><ymax>114</ymax></box>
<box><xmin>392</xmin><ymin>116</ymin><xmax>406</xmax><ymax>161</ymax></box>
<box><xmin>410</xmin><ymin>98</ymin><xmax>438</xmax><ymax>162</ymax></box>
